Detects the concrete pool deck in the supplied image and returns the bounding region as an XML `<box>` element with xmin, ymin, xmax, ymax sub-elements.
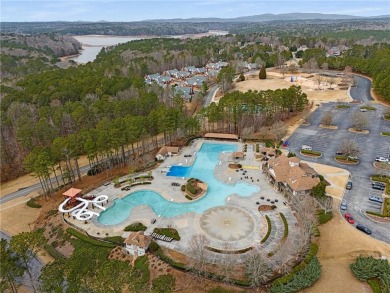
<box><xmin>63</xmin><ymin>139</ymin><xmax>298</xmax><ymax>263</ymax></box>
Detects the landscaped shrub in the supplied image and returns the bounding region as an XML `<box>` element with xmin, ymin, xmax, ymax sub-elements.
<box><xmin>279</xmin><ymin>212</ymin><xmax>288</xmax><ymax>239</ymax></box>
<box><xmin>261</xmin><ymin>215</ymin><xmax>271</xmax><ymax>243</ymax></box>
<box><xmin>185</xmin><ymin>195</ymin><xmax>193</xmax><ymax>200</ymax></box>
<box><xmin>370</xmin><ymin>175</ymin><xmax>389</xmax><ymax>183</ymax></box>
<box><xmin>186</xmin><ymin>182</ymin><xmax>197</xmax><ymax>195</ymax></box>
<box><xmin>381</xmin><ymin>132</ymin><xmax>390</xmax><ymax>136</ymax></box>
<box><xmin>317</xmin><ymin>210</ymin><xmax>333</xmax><ymax>224</ymax></box>
<box><xmin>304</xmin><ymin>243</ymin><xmax>319</xmax><ymax>264</ymax></box>
<box><xmin>181</xmin><ymin>185</ymin><xmax>185</xmax><ymax>191</ymax></box>
<box><xmin>27</xmin><ymin>198</ymin><xmax>42</xmax><ymax>208</ymax></box>
<box><xmin>152</xmin><ymin>274</ymin><xmax>175</xmax><ymax>293</ymax></box>
<box><xmin>367</xmin><ymin>279</ymin><xmax>382</xmax><ymax>293</ymax></box>
<box><xmin>360</xmin><ymin>106</ymin><xmax>376</xmax><ymax>111</ymax></box>
<box><xmin>337</xmin><ymin>104</ymin><xmax>351</xmax><ymax>108</ymax></box>
<box><xmin>154</xmin><ymin>228</ymin><xmax>180</xmax><ymax>240</ymax></box>
<box><xmin>350</xmin><ymin>256</ymin><xmax>389</xmax><ymax>281</ymax></box>
<box><xmin>301</xmin><ymin>149</ymin><xmax>321</xmax><ymax>156</ymax></box>
<box><xmin>271</xmin><ymin>257</ymin><xmax>321</xmax><ymax>293</ymax></box>
<box><xmin>44</xmin><ymin>244</ymin><xmax>65</xmax><ymax>260</ymax></box>
<box><xmin>124</xmin><ymin>222</ymin><xmax>147</xmax><ymax>232</ymax></box>
<box><xmin>148</xmin><ymin>240</ymin><xmax>160</xmax><ymax>253</ymax></box>
<box><xmin>66</xmin><ymin>228</ymin><xmax>115</xmax><ymax>248</ymax></box>
<box><xmin>335</xmin><ymin>155</ymin><xmax>359</xmax><ymax>163</ymax></box>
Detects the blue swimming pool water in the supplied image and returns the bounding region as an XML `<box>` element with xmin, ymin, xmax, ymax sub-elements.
<box><xmin>98</xmin><ymin>142</ymin><xmax>259</xmax><ymax>225</ymax></box>
<box><xmin>166</xmin><ymin>165</ymin><xmax>191</xmax><ymax>177</ymax></box>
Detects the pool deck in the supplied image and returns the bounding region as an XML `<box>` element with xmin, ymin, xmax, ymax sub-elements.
<box><xmin>64</xmin><ymin>139</ymin><xmax>298</xmax><ymax>264</ymax></box>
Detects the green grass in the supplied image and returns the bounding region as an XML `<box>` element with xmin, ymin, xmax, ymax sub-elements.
<box><xmin>384</xmin><ymin>114</ymin><xmax>390</xmax><ymax>120</ymax></box>
<box><xmin>124</xmin><ymin>222</ymin><xmax>147</xmax><ymax>232</ymax></box>
<box><xmin>370</xmin><ymin>175</ymin><xmax>389</xmax><ymax>183</ymax></box>
<box><xmin>27</xmin><ymin>198</ymin><xmax>42</xmax><ymax>208</ymax></box>
<box><xmin>261</xmin><ymin>215</ymin><xmax>272</xmax><ymax>243</ymax></box>
<box><xmin>366</xmin><ymin>211</ymin><xmax>390</xmax><ymax>218</ymax></box>
<box><xmin>301</xmin><ymin>149</ymin><xmax>322</xmax><ymax>156</ymax></box>
<box><xmin>381</xmin><ymin>132</ymin><xmax>390</xmax><ymax>136</ymax></box>
<box><xmin>66</xmin><ymin>228</ymin><xmax>115</xmax><ymax>248</ymax></box>
<box><xmin>360</xmin><ymin>106</ymin><xmax>376</xmax><ymax>111</ymax></box>
<box><xmin>153</xmin><ymin>228</ymin><xmax>180</xmax><ymax>241</ymax></box>
<box><xmin>337</xmin><ymin>104</ymin><xmax>351</xmax><ymax>109</ymax></box>
<box><xmin>335</xmin><ymin>155</ymin><xmax>359</xmax><ymax>163</ymax></box>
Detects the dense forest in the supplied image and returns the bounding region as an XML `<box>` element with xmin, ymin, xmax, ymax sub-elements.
<box><xmin>1</xmin><ymin>26</ymin><xmax>390</xmax><ymax>183</ymax></box>
<box><xmin>2</xmin><ymin>17</ymin><xmax>389</xmax><ymax>38</ymax></box>
<box><xmin>0</xmin><ymin>33</ymin><xmax>81</xmax><ymax>80</ymax></box>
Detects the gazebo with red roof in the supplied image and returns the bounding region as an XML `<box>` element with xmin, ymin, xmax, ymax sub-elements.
<box><xmin>63</xmin><ymin>188</ymin><xmax>82</xmax><ymax>203</ymax></box>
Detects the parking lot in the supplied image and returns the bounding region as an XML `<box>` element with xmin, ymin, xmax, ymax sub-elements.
<box><xmin>286</xmin><ymin>76</ymin><xmax>390</xmax><ymax>243</ymax></box>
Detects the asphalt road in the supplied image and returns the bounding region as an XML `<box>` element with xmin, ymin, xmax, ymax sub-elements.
<box><xmin>0</xmin><ymin>230</ymin><xmax>44</xmax><ymax>291</ymax></box>
<box><xmin>203</xmin><ymin>83</ymin><xmax>219</xmax><ymax>107</ymax></box>
<box><xmin>285</xmin><ymin>75</ymin><xmax>390</xmax><ymax>243</ymax></box>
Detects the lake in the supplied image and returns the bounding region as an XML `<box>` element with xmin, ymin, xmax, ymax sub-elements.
<box><xmin>70</xmin><ymin>31</ymin><xmax>229</xmax><ymax>64</ymax></box>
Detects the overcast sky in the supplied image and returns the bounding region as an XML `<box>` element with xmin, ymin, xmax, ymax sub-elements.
<box><xmin>1</xmin><ymin>0</ymin><xmax>389</xmax><ymax>22</ymax></box>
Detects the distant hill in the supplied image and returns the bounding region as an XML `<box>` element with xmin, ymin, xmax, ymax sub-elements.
<box><xmin>144</xmin><ymin>13</ymin><xmax>365</xmax><ymax>23</ymax></box>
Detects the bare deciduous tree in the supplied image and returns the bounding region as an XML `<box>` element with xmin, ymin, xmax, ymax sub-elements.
<box><xmin>244</xmin><ymin>250</ymin><xmax>272</xmax><ymax>287</ymax></box>
<box><xmin>187</xmin><ymin>234</ymin><xmax>210</xmax><ymax>276</ymax></box>
<box><xmin>215</xmin><ymin>243</ymin><xmax>236</xmax><ymax>284</ymax></box>
<box><xmin>271</xmin><ymin>121</ymin><xmax>288</xmax><ymax>142</ymax></box>
<box><xmin>327</xmin><ymin>76</ymin><xmax>337</xmax><ymax>89</ymax></box>
<box><xmin>290</xmin><ymin>195</ymin><xmax>319</xmax><ymax>234</ymax></box>
<box><xmin>350</xmin><ymin>111</ymin><xmax>369</xmax><ymax>131</ymax></box>
<box><xmin>288</xmin><ymin>63</ymin><xmax>299</xmax><ymax>74</ymax></box>
<box><xmin>314</xmin><ymin>74</ymin><xmax>325</xmax><ymax>90</ymax></box>
<box><xmin>321</xmin><ymin>62</ymin><xmax>329</xmax><ymax>71</ymax></box>
<box><xmin>321</xmin><ymin>111</ymin><xmax>333</xmax><ymax>126</ymax></box>
<box><xmin>339</xmin><ymin>139</ymin><xmax>360</xmax><ymax>158</ymax></box>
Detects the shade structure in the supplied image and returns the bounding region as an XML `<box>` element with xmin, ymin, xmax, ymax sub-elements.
<box><xmin>63</xmin><ymin>188</ymin><xmax>82</xmax><ymax>198</ymax></box>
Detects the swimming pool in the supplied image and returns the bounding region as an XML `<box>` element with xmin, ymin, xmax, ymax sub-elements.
<box><xmin>98</xmin><ymin>142</ymin><xmax>259</xmax><ymax>225</ymax></box>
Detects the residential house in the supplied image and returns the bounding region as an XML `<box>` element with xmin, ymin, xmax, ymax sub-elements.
<box><xmin>184</xmin><ymin>76</ymin><xmax>206</xmax><ymax>87</ymax></box>
<box><xmin>165</xmin><ymin>69</ymin><xmax>179</xmax><ymax>77</ymax></box>
<box><xmin>156</xmin><ymin>146</ymin><xmax>180</xmax><ymax>161</ymax></box>
<box><xmin>327</xmin><ymin>47</ymin><xmax>341</xmax><ymax>57</ymax></box>
<box><xmin>184</xmin><ymin>66</ymin><xmax>197</xmax><ymax>73</ymax></box>
<box><xmin>144</xmin><ymin>73</ymin><xmax>160</xmax><ymax>81</ymax></box>
<box><xmin>217</xmin><ymin>61</ymin><xmax>229</xmax><ymax>68</ymax></box>
<box><xmin>264</xmin><ymin>154</ymin><xmax>320</xmax><ymax>197</ymax></box>
<box><xmin>297</xmin><ymin>45</ymin><xmax>308</xmax><ymax>52</ymax></box>
<box><xmin>124</xmin><ymin>231</ymin><xmax>152</xmax><ymax>257</ymax></box>
<box><xmin>195</xmin><ymin>67</ymin><xmax>206</xmax><ymax>74</ymax></box>
<box><xmin>205</xmin><ymin>63</ymin><xmax>218</xmax><ymax>70</ymax></box>
<box><xmin>157</xmin><ymin>76</ymin><xmax>173</xmax><ymax>84</ymax></box>
<box><xmin>259</xmin><ymin>147</ymin><xmax>276</xmax><ymax>158</ymax></box>
<box><xmin>174</xmin><ymin>86</ymin><xmax>194</xmax><ymax>101</ymax></box>
<box><xmin>174</xmin><ymin>71</ymin><xmax>192</xmax><ymax>79</ymax></box>
<box><xmin>205</xmin><ymin>69</ymin><xmax>219</xmax><ymax>79</ymax></box>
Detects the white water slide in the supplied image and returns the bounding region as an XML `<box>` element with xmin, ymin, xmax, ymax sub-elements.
<box><xmin>58</xmin><ymin>195</ymin><xmax>108</xmax><ymax>221</ymax></box>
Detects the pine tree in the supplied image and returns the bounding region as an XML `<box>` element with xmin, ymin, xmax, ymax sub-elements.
<box><xmin>259</xmin><ymin>66</ymin><xmax>267</xmax><ymax>79</ymax></box>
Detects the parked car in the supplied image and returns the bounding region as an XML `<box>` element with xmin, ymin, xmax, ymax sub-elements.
<box><xmin>360</xmin><ymin>108</ymin><xmax>367</xmax><ymax>112</ymax></box>
<box><xmin>372</xmin><ymin>182</ymin><xmax>385</xmax><ymax>191</ymax></box>
<box><xmin>340</xmin><ymin>201</ymin><xmax>347</xmax><ymax>210</ymax></box>
<box><xmin>335</xmin><ymin>151</ymin><xmax>344</xmax><ymax>156</ymax></box>
<box><xmin>369</xmin><ymin>196</ymin><xmax>383</xmax><ymax>203</ymax></box>
<box><xmin>345</xmin><ymin>213</ymin><xmax>355</xmax><ymax>224</ymax></box>
<box><xmin>356</xmin><ymin>224</ymin><xmax>372</xmax><ymax>235</ymax></box>
<box><xmin>301</xmin><ymin>145</ymin><xmax>312</xmax><ymax>151</ymax></box>
<box><xmin>346</xmin><ymin>182</ymin><xmax>353</xmax><ymax>190</ymax></box>
<box><xmin>375</xmin><ymin>156</ymin><xmax>388</xmax><ymax>162</ymax></box>
<box><xmin>348</xmin><ymin>155</ymin><xmax>358</xmax><ymax>160</ymax></box>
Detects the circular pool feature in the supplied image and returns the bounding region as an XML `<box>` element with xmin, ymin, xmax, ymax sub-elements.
<box><xmin>200</xmin><ymin>206</ymin><xmax>255</xmax><ymax>241</ymax></box>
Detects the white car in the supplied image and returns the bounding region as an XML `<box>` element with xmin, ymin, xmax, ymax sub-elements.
<box><xmin>375</xmin><ymin>156</ymin><xmax>388</xmax><ymax>163</ymax></box>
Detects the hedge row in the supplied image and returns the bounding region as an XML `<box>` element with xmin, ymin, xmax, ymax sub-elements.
<box><xmin>186</xmin><ymin>182</ymin><xmax>197</xmax><ymax>195</ymax></box>
<box><xmin>66</xmin><ymin>228</ymin><xmax>115</xmax><ymax>248</ymax></box>
<box><xmin>270</xmin><ymin>257</ymin><xmax>321</xmax><ymax>293</ymax></box>
<box><xmin>279</xmin><ymin>213</ymin><xmax>288</xmax><ymax>239</ymax></box>
<box><xmin>366</xmin><ymin>211</ymin><xmax>390</xmax><ymax>218</ymax></box>
<box><xmin>27</xmin><ymin>198</ymin><xmax>42</xmax><ymax>208</ymax></box>
<box><xmin>367</xmin><ymin>279</ymin><xmax>382</xmax><ymax>293</ymax></box>
<box><xmin>261</xmin><ymin>215</ymin><xmax>271</xmax><ymax>243</ymax></box>
<box><xmin>272</xmin><ymin>242</ymin><xmax>319</xmax><ymax>287</ymax></box>
<box><xmin>301</xmin><ymin>149</ymin><xmax>321</xmax><ymax>156</ymax></box>
<box><xmin>124</xmin><ymin>222</ymin><xmax>147</xmax><ymax>231</ymax></box>
<box><xmin>185</xmin><ymin>195</ymin><xmax>193</xmax><ymax>200</ymax></box>
<box><xmin>304</xmin><ymin>243</ymin><xmax>319</xmax><ymax>264</ymax></box>
<box><xmin>44</xmin><ymin>244</ymin><xmax>65</xmax><ymax>260</ymax></box>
